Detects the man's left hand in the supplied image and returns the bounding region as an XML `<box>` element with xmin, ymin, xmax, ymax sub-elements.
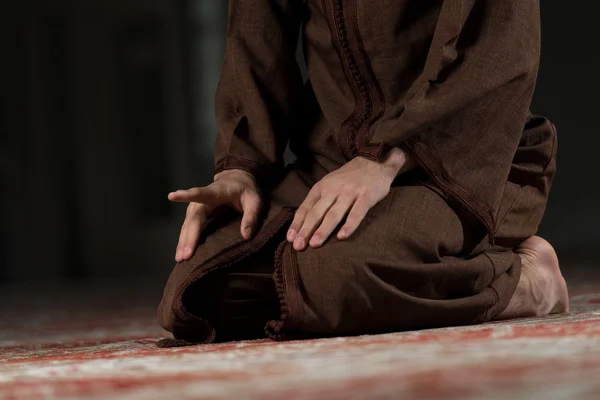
<box><xmin>287</xmin><ymin>147</ymin><xmax>413</xmax><ymax>251</ymax></box>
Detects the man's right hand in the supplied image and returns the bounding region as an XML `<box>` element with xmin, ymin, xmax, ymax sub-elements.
<box><xmin>168</xmin><ymin>169</ymin><xmax>262</xmax><ymax>262</ymax></box>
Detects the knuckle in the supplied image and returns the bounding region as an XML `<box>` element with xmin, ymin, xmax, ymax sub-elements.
<box><xmin>187</xmin><ymin>203</ymin><xmax>206</xmax><ymax>218</ymax></box>
<box><xmin>298</xmin><ymin>227</ymin><xmax>312</xmax><ymax>237</ymax></box>
<box><xmin>218</xmin><ymin>186</ymin><xmax>230</xmax><ymax>199</ymax></box>
<box><xmin>289</xmin><ymin>219</ymin><xmax>302</xmax><ymax>230</ymax></box>
<box><xmin>326</xmin><ymin>210</ymin><xmax>340</xmax><ymax>221</ymax></box>
<box><xmin>319</xmin><ymin>188</ymin><xmax>331</xmax><ymax>197</ymax></box>
<box><xmin>197</xmin><ymin>207</ymin><xmax>208</xmax><ymax>220</ymax></box>
<box><xmin>296</xmin><ymin>205</ymin><xmax>309</xmax><ymax>216</ymax></box>
<box><xmin>359</xmin><ymin>191</ymin><xmax>376</xmax><ymax>204</ymax></box>
<box><xmin>213</xmin><ymin>182</ymin><xmax>228</xmax><ymax>194</ymax></box>
<box><xmin>346</xmin><ymin>214</ymin><xmax>361</xmax><ymax>225</ymax></box>
<box><xmin>341</xmin><ymin>183</ymin><xmax>357</xmax><ymax>195</ymax></box>
<box><xmin>210</xmin><ymin>182</ymin><xmax>222</xmax><ymax>192</ymax></box>
<box><xmin>311</xmin><ymin>183</ymin><xmax>324</xmax><ymax>194</ymax></box>
<box><xmin>307</xmin><ymin>209</ymin><xmax>321</xmax><ymax>220</ymax></box>
<box><xmin>185</xmin><ymin>204</ymin><xmax>196</xmax><ymax>216</ymax></box>
<box><xmin>246</xmin><ymin>190</ymin><xmax>260</xmax><ymax>201</ymax></box>
<box><xmin>356</xmin><ymin>186</ymin><xmax>370</xmax><ymax>196</ymax></box>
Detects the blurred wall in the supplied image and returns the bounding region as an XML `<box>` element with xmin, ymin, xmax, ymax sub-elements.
<box><xmin>1</xmin><ymin>0</ymin><xmax>218</xmax><ymax>281</ymax></box>
<box><xmin>532</xmin><ymin>4</ymin><xmax>600</xmax><ymax>253</ymax></box>
<box><xmin>0</xmin><ymin>1</ymin><xmax>597</xmax><ymax>282</ymax></box>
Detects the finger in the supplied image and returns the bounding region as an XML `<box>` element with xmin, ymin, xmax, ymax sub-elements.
<box><xmin>309</xmin><ymin>196</ymin><xmax>355</xmax><ymax>248</ymax></box>
<box><xmin>175</xmin><ymin>220</ymin><xmax>189</xmax><ymax>262</ymax></box>
<box><xmin>240</xmin><ymin>190</ymin><xmax>262</xmax><ymax>239</ymax></box>
<box><xmin>287</xmin><ymin>188</ymin><xmax>321</xmax><ymax>243</ymax></box>
<box><xmin>168</xmin><ymin>186</ymin><xmax>220</xmax><ymax>204</ymax></box>
<box><xmin>175</xmin><ymin>203</ymin><xmax>208</xmax><ymax>262</ymax></box>
<box><xmin>337</xmin><ymin>195</ymin><xmax>372</xmax><ymax>240</ymax></box>
<box><xmin>294</xmin><ymin>195</ymin><xmax>336</xmax><ymax>251</ymax></box>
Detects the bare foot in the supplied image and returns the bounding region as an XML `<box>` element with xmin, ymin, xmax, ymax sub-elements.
<box><xmin>496</xmin><ymin>236</ymin><xmax>569</xmax><ymax>320</ymax></box>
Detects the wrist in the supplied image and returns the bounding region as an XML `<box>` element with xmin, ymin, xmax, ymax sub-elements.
<box><xmin>381</xmin><ymin>147</ymin><xmax>414</xmax><ymax>178</ymax></box>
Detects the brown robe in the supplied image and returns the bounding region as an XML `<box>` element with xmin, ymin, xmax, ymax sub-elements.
<box><xmin>157</xmin><ymin>0</ymin><xmax>556</xmax><ymax>344</ymax></box>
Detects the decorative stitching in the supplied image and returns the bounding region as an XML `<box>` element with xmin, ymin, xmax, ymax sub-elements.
<box><xmin>356</xmin><ymin>142</ymin><xmax>389</xmax><ymax>162</ymax></box>
<box><xmin>326</xmin><ymin>0</ymin><xmax>385</xmax><ymax>159</ymax></box>
<box><xmin>265</xmin><ymin>240</ymin><xmax>290</xmax><ymax>341</ymax></box>
<box><xmin>401</xmin><ymin>138</ymin><xmax>497</xmax><ymax>243</ymax></box>
<box><xmin>348</xmin><ymin>0</ymin><xmax>386</xmax><ymax>154</ymax></box>
<box><xmin>265</xmin><ymin>237</ymin><xmax>304</xmax><ymax>341</ymax></box>
<box><xmin>214</xmin><ymin>153</ymin><xmax>263</xmax><ymax>176</ymax></box>
<box><xmin>169</xmin><ymin>208</ymin><xmax>296</xmax><ymax>344</ymax></box>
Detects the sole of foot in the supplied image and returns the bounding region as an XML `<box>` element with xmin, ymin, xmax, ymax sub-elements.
<box><xmin>516</xmin><ymin>236</ymin><xmax>569</xmax><ymax>316</ymax></box>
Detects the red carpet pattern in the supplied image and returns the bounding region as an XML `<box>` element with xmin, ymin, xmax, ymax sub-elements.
<box><xmin>1</xmin><ymin>279</ymin><xmax>599</xmax><ymax>399</ymax></box>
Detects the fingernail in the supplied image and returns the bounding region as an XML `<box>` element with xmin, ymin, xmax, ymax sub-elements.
<box><xmin>183</xmin><ymin>246</ymin><xmax>191</xmax><ymax>257</ymax></box>
<box><xmin>287</xmin><ymin>230</ymin><xmax>296</xmax><ymax>242</ymax></box>
<box><xmin>294</xmin><ymin>237</ymin><xmax>305</xmax><ymax>250</ymax></box>
<box><xmin>339</xmin><ymin>229</ymin><xmax>347</xmax><ymax>239</ymax></box>
<box><xmin>310</xmin><ymin>235</ymin><xmax>322</xmax><ymax>247</ymax></box>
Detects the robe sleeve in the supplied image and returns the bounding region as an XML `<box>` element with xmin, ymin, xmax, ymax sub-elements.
<box><xmin>213</xmin><ymin>0</ymin><xmax>304</xmax><ymax>183</ymax></box>
<box><xmin>360</xmin><ymin>0</ymin><xmax>541</xmax><ymax>237</ymax></box>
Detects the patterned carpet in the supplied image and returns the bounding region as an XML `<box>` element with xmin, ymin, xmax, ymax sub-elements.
<box><xmin>1</xmin><ymin>271</ymin><xmax>599</xmax><ymax>400</ymax></box>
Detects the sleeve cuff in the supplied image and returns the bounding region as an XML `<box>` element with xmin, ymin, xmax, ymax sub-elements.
<box><xmin>214</xmin><ymin>153</ymin><xmax>285</xmax><ymax>188</ymax></box>
<box><xmin>214</xmin><ymin>154</ymin><xmax>262</xmax><ymax>178</ymax></box>
<box><xmin>355</xmin><ymin>143</ymin><xmax>390</xmax><ymax>162</ymax></box>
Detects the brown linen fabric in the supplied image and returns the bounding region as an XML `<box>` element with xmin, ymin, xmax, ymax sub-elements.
<box><xmin>157</xmin><ymin>0</ymin><xmax>556</xmax><ymax>344</ymax></box>
<box><xmin>180</xmin><ymin>240</ymin><xmax>281</xmax><ymax>343</ymax></box>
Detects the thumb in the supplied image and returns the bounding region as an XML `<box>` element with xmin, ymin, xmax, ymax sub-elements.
<box><xmin>240</xmin><ymin>190</ymin><xmax>262</xmax><ymax>239</ymax></box>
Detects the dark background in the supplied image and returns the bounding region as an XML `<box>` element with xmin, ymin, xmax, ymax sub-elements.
<box><xmin>0</xmin><ymin>1</ymin><xmax>597</xmax><ymax>283</ymax></box>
